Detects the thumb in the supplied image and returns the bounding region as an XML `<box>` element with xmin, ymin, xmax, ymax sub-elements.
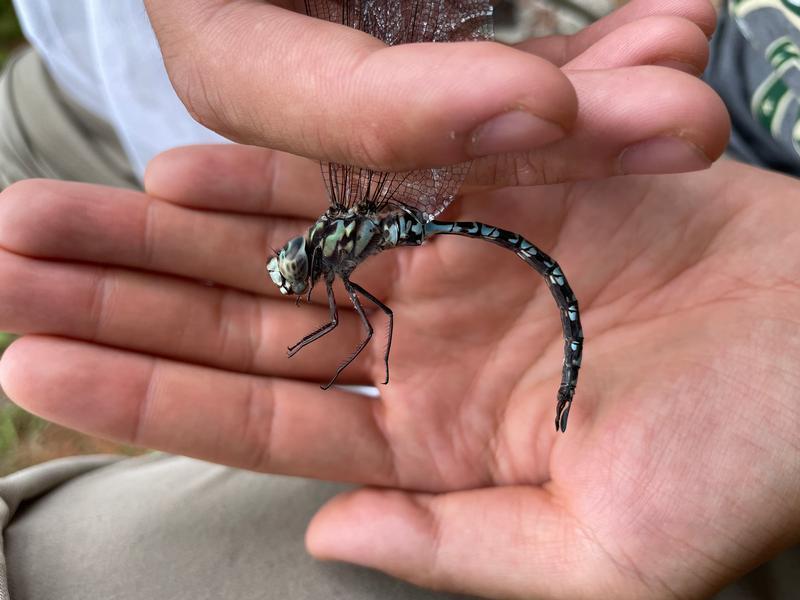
<box><xmin>306</xmin><ymin>486</ymin><xmax>608</xmax><ymax>599</ymax></box>
<box><xmin>143</xmin><ymin>0</ymin><xmax>576</xmax><ymax>171</ymax></box>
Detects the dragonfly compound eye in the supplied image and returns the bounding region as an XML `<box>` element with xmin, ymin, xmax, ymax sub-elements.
<box><xmin>280</xmin><ymin>236</ymin><xmax>309</xmax><ymax>281</ymax></box>
<box><xmin>267</xmin><ymin>236</ymin><xmax>309</xmax><ymax>296</ymax></box>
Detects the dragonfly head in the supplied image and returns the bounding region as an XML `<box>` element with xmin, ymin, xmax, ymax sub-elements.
<box><xmin>267</xmin><ymin>236</ymin><xmax>309</xmax><ymax>295</ymax></box>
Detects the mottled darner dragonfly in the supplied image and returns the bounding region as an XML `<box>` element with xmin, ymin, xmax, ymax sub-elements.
<box><xmin>267</xmin><ymin>0</ymin><xmax>582</xmax><ymax>432</ymax></box>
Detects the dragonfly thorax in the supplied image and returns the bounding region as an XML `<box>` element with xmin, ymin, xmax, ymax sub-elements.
<box><xmin>306</xmin><ymin>212</ymin><xmax>382</xmax><ymax>277</ymax></box>
<box><xmin>267</xmin><ymin>210</ymin><xmax>430</xmax><ymax>298</ymax></box>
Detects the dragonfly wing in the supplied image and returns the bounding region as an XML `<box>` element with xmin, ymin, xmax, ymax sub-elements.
<box><xmin>384</xmin><ymin>161</ymin><xmax>473</xmax><ymax>220</ymax></box>
<box><xmin>302</xmin><ymin>1</ymin><xmax>493</xmax><ymax>43</ymax></box>
<box><xmin>304</xmin><ymin>1</ymin><xmax>493</xmax><ymax>218</ymax></box>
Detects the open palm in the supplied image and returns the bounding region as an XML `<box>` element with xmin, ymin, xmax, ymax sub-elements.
<box><xmin>1</xmin><ymin>147</ymin><xmax>798</xmax><ymax>599</ymax></box>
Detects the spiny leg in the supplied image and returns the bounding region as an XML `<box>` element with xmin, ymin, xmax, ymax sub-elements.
<box><xmin>321</xmin><ymin>278</ymin><xmax>373</xmax><ymax>390</ymax></box>
<box><xmin>348</xmin><ymin>280</ymin><xmax>393</xmax><ymax>385</ymax></box>
<box><xmin>427</xmin><ymin>220</ymin><xmax>583</xmax><ymax>432</ymax></box>
<box><xmin>287</xmin><ymin>278</ymin><xmax>337</xmax><ymax>358</ymax></box>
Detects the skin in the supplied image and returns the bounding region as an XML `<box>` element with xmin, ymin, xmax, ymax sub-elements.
<box><xmin>3</xmin><ymin>1</ymin><xmax>796</xmax><ymax>598</ymax></box>
<box><xmin>1</xmin><ymin>145</ymin><xmax>799</xmax><ymax>598</ymax></box>
<box><xmin>141</xmin><ymin>0</ymin><xmax>727</xmax><ymax>177</ymax></box>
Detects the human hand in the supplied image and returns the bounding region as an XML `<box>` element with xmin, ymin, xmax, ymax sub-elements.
<box><xmin>1</xmin><ymin>145</ymin><xmax>798</xmax><ymax>599</ymax></box>
<box><xmin>143</xmin><ymin>0</ymin><xmax>728</xmax><ymax>181</ymax></box>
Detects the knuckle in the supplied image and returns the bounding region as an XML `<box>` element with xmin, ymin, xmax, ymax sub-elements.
<box><xmin>346</xmin><ymin>123</ymin><xmax>405</xmax><ymax>170</ymax></box>
<box><xmin>170</xmin><ymin>60</ymin><xmax>227</xmax><ymax>133</ymax></box>
<box><xmin>473</xmin><ymin>151</ymin><xmax>581</xmax><ymax>187</ymax></box>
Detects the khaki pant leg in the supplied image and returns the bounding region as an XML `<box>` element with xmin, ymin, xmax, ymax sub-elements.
<box><xmin>1</xmin><ymin>454</ymin><xmax>475</xmax><ymax>600</ymax></box>
<box><xmin>0</xmin><ymin>47</ymin><xmax>138</xmax><ymax>189</ymax></box>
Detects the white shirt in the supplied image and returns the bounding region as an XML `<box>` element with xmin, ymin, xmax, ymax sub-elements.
<box><xmin>12</xmin><ymin>0</ymin><xmax>226</xmax><ymax>179</ymax></box>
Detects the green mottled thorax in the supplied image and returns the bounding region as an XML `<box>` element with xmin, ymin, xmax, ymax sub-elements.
<box><xmin>307</xmin><ymin>212</ymin><xmax>382</xmax><ymax>277</ymax></box>
<box><xmin>305</xmin><ymin>209</ymin><xmax>428</xmax><ymax>279</ymax></box>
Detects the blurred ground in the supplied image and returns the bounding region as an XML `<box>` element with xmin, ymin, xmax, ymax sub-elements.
<box><xmin>497</xmin><ymin>0</ymin><xmax>628</xmax><ymax>41</ymax></box>
<box><xmin>499</xmin><ymin>0</ymin><xmax>720</xmax><ymax>41</ymax></box>
<box><xmin>0</xmin><ymin>0</ymin><xmax>21</xmax><ymax>64</ymax></box>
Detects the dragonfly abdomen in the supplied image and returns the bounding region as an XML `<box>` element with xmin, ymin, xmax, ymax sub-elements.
<box><xmin>425</xmin><ymin>220</ymin><xmax>582</xmax><ymax>432</ymax></box>
<box><xmin>380</xmin><ymin>210</ymin><xmax>427</xmax><ymax>248</ymax></box>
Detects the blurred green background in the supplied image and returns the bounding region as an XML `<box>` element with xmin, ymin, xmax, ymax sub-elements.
<box><xmin>0</xmin><ymin>0</ymin><xmax>21</xmax><ymax>64</ymax></box>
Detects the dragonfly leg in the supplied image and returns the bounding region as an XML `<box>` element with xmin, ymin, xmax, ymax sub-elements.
<box><xmin>305</xmin><ymin>247</ymin><xmax>321</xmax><ymax>304</ymax></box>
<box><xmin>287</xmin><ymin>278</ymin><xmax>337</xmax><ymax>358</ymax></box>
<box><xmin>348</xmin><ymin>280</ymin><xmax>393</xmax><ymax>385</ymax></box>
<box><xmin>321</xmin><ymin>278</ymin><xmax>373</xmax><ymax>390</ymax></box>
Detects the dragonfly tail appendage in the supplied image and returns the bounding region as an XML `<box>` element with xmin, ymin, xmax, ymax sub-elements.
<box><xmin>425</xmin><ymin>221</ymin><xmax>583</xmax><ymax>433</ymax></box>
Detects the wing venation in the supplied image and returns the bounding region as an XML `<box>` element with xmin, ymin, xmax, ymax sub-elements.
<box><xmin>304</xmin><ymin>0</ymin><xmax>493</xmax><ymax>218</ymax></box>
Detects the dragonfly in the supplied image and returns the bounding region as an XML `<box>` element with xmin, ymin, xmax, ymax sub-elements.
<box><xmin>267</xmin><ymin>0</ymin><xmax>582</xmax><ymax>432</ymax></box>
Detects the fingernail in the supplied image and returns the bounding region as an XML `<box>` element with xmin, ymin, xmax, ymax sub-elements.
<box><xmin>654</xmin><ymin>59</ymin><xmax>702</xmax><ymax>77</ymax></box>
<box><xmin>468</xmin><ymin>110</ymin><xmax>566</xmax><ymax>157</ymax></box>
<box><xmin>619</xmin><ymin>137</ymin><xmax>711</xmax><ymax>175</ymax></box>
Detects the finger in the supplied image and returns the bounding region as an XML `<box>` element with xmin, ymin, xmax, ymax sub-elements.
<box><xmin>470</xmin><ymin>66</ymin><xmax>730</xmax><ymax>186</ymax></box>
<box><xmin>563</xmin><ymin>15</ymin><xmax>709</xmax><ymax>75</ymax></box>
<box><xmin>0</xmin><ymin>179</ymin><xmax>398</xmax><ymax>303</ymax></box>
<box><xmin>517</xmin><ymin>0</ymin><xmax>716</xmax><ymax>65</ymax></box>
<box><xmin>0</xmin><ymin>178</ymin><xmax>305</xmax><ymax>297</ymax></box>
<box><xmin>145</xmin><ymin>144</ymin><xmax>328</xmax><ymax>219</ymax></box>
<box><xmin>149</xmin><ymin>69</ymin><xmax>729</xmax><ymax>199</ymax></box>
<box><xmin>306</xmin><ymin>486</ymin><xmax>612</xmax><ymax>599</ymax></box>
<box><xmin>0</xmin><ymin>251</ymin><xmax>375</xmax><ymax>383</ymax></box>
<box><xmin>144</xmin><ymin>0</ymin><xmax>577</xmax><ymax>169</ymax></box>
<box><xmin>0</xmin><ymin>336</ymin><xmax>396</xmax><ymax>484</ymax></box>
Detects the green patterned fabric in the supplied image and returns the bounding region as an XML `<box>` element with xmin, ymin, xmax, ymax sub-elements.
<box><xmin>706</xmin><ymin>1</ymin><xmax>800</xmax><ymax>173</ymax></box>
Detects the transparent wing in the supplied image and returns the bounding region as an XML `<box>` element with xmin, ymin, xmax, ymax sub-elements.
<box><xmin>304</xmin><ymin>0</ymin><xmax>494</xmax><ymax>219</ymax></box>
<box><xmin>302</xmin><ymin>0</ymin><xmax>493</xmax><ymax>43</ymax></box>
<box><xmin>318</xmin><ymin>160</ymin><xmax>474</xmax><ymax>218</ymax></box>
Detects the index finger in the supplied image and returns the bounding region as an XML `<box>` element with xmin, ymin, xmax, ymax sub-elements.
<box><xmin>145</xmin><ymin>144</ymin><xmax>330</xmax><ymax>219</ymax></box>
<box><xmin>143</xmin><ymin>0</ymin><xmax>577</xmax><ymax>170</ymax></box>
